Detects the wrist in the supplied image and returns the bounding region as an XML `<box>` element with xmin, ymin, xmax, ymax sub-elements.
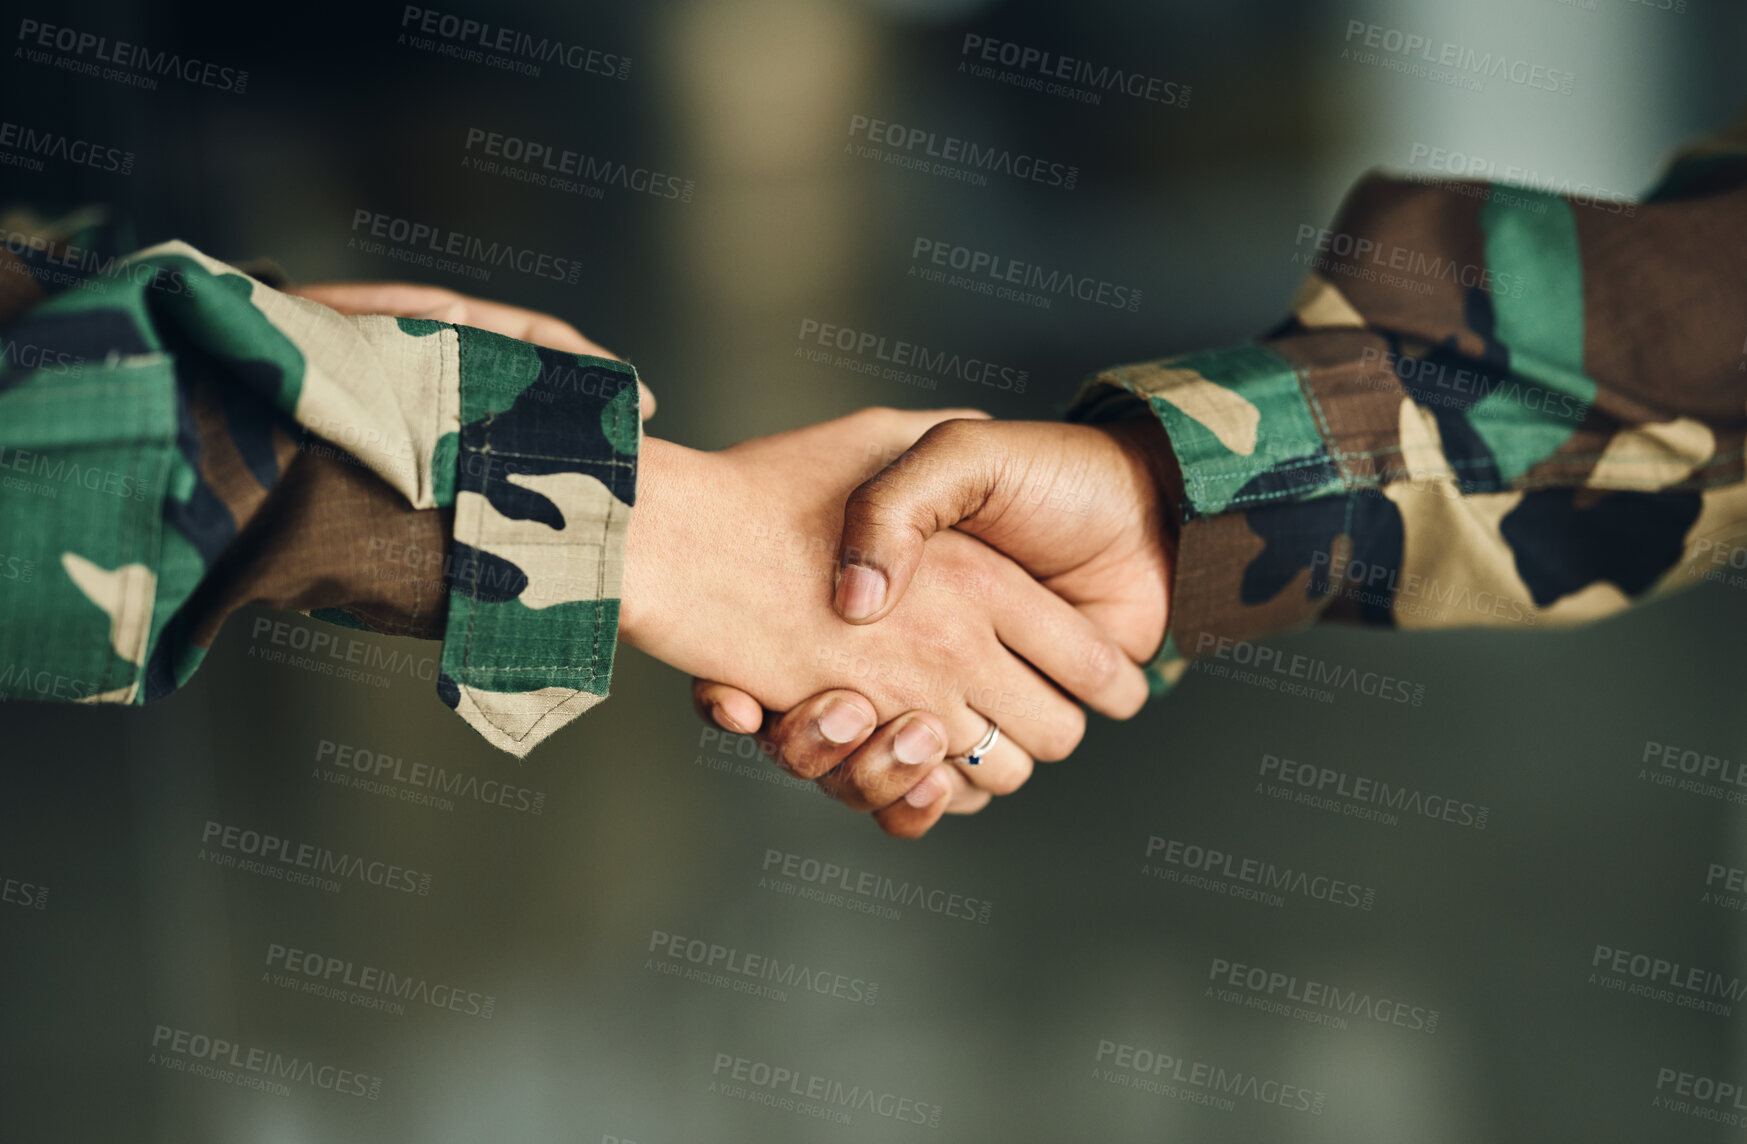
<box><xmin>1104</xmin><ymin>415</ymin><xmax>1181</xmax><ymax>523</ymax></box>
<box><xmin>619</xmin><ymin>436</ymin><xmax>696</xmax><ymax>653</ymax></box>
<box><xmin>1099</xmin><ymin>415</ymin><xmax>1183</xmax><ymax>622</ymax></box>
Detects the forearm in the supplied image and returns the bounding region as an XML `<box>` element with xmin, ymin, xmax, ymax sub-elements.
<box><xmin>1072</xmin><ymin>127</ymin><xmax>1747</xmax><ymax>690</ymax></box>
<box><xmin>0</xmin><ymin>230</ymin><xmax>642</xmax><ymax>756</ymax></box>
<box><xmin>618</xmin><ymin>434</ymin><xmax>842</xmax><ymax>705</ymax></box>
<box><xmin>619</xmin><ymin>436</ymin><xmax>726</xmax><ymax>664</ymax></box>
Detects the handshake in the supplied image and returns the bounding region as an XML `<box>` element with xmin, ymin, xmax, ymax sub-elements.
<box><xmin>294</xmin><ymin>283</ymin><xmax>1184</xmax><ymax>839</ymax></box>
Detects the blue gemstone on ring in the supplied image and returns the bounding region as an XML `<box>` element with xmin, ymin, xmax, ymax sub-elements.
<box><xmin>961</xmin><ymin>722</ymin><xmax>998</xmax><ymax>767</ymax></box>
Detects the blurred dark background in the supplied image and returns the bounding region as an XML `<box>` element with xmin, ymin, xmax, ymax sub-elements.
<box><xmin>4</xmin><ymin>0</ymin><xmax>1747</xmax><ymax>1141</ymax></box>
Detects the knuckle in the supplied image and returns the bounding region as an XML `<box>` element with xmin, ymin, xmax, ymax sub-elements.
<box><xmin>1077</xmin><ymin>638</ymin><xmax>1124</xmax><ymax>695</ymax></box>
<box><xmin>919</xmin><ymin>624</ymin><xmax>969</xmax><ymax>669</ymax></box>
<box><xmin>777</xmin><ymin>737</ymin><xmax>829</xmax><ymax>779</ymax></box>
<box><xmin>922</xmin><ymin>417</ymin><xmax>981</xmax><ymax>447</ymax></box>
<box><xmin>842</xmin><ymin>478</ymin><xmax>896</xmax><ymax>533</ymax></box>
<box><xmin>882</xmin><ymin>679</ymin><xmax>935</xmax><ymax>715</ymax></box>
<box><xmin>906</xmin><ymin>423</ymin><xmax>968</xmax><ymax>471</ymax></box>
<box><xmin>851</xmin><ymin>406</ymin><xmax>905</xmax><ymax>438</ymax></box>
<box><xmin>1034</xmin><ymin>706</ymin><xmax>1086</xmax><ymax>762</ymax></box>
<box><xmin>850</xmin><ymin>768</ymin><xmax>894</xmax><ymax>805</ymax></box>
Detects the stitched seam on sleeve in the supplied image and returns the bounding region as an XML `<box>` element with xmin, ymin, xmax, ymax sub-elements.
<box><xmin>450</xmin><ymin>326</ymin><xmax>602</xmax><ymax>736</ymax></box>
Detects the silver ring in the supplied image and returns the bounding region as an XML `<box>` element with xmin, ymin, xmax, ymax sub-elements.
<box><xmin>958</xmin><ymin>720</ymin><xmax>1000</xmax><ymax>766</ymax></box>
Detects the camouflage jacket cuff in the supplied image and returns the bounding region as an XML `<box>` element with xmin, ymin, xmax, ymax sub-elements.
<box><xmin>1071</xmin><ymin>340</ymin><xmax>1402</xmax><ymax>696</ymax></box>
<box><xmin>1076</xmin><ymin>343</ymin><xmax>1346</xmax><ymax>519</ymax></box>
<box><xmin>435</xmin><ymin>327</ymin><xmax>641</xmax><ymax>757</ymax></box>
<box><xmin>0</xmin><ymin>235</ymin><xmax>641</xmax><ymax>755</ymax></box>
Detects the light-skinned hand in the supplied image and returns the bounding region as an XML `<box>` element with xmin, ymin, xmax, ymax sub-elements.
<box><xmin>695</xmin><ymin>415</ymin><xmax>1181</xmax><ymax>836</ymax></box>
<box><xmin>624</xmin><ymin>408</ymin><xmax>1152</xmax><ymax>799</ymax></box>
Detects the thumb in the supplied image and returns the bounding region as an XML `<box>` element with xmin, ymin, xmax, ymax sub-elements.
<box><xmin>834</xmin><ymin>419</ymin><xmax>1000</xmax><ymax>624</ymax></box>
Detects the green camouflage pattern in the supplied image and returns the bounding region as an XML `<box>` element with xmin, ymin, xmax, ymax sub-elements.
<box><xmin>1072</xmin><ymin>120</ymin><xmax>1747</xmax><ymax>694</ymax></box>
<box><xmin>4</xmin><ymin>115</ymin><xmax>1744</xmax><ymax>748</ymax></box>
<box><xmin>0</xmin><ymin>226</ymin><xmax>638</xmax><ymax>756</ymax></box>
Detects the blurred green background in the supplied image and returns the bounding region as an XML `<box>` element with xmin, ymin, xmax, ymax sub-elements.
<box><xmin>4</xmin><ymin>0</ymin><xmax>1747</xmax><ymax>1140</ymax></box>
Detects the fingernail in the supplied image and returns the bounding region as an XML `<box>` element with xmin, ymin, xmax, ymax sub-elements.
<box><xmin>817</xmin><ymin>701</ymin><xmax>872</xmax><ymax>744</ymax></box>
<box><xmin>893</xmin><ymin>720</ymin><xmax>942</xmax><ymax>767</ymax></box>
<box><xmin>904</xmin><ymin>769</ymin><xmax>948</xmax><ymax>808</ymax></box>
<box><xmin>836</xmin><ymin>564</ymin><xmax>887</xmax><ymax>621</ymax></box>
<box><xmin>710</xmin><ymin>703</ymin><xmax>744</xmax><ymax>734</ymax></box>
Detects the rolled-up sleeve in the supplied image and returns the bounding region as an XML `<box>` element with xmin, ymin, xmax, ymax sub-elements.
<box><xmin>0</xmin><ymin>232</ymin><xmax>639</xmax><ymax>756</ymax></box>
<box><xmin>1071</xmin><ymin>126</ymin><xmax>1747</xmax><ymax>696</ymax></box>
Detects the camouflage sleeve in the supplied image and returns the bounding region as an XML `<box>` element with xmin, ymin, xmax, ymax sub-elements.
<box><xmin>1071</xmin><ymin>121</ymin><xmax>1747</xmax><ymax>695</ymax></box>
<box><xmin>0</xmin><ymin>222</ymin><xmax>639</xmax><ymax>756</ymax></box>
